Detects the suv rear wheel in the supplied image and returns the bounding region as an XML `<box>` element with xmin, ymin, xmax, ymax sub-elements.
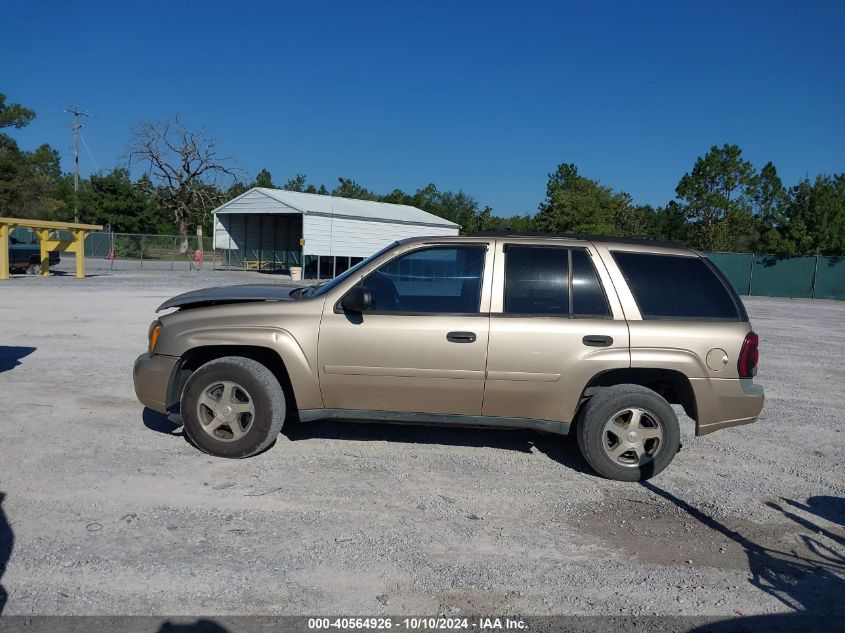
<box><xmin>576</xmin><ymin>384</ymin><xmax>680</xmax><ymax>481</ymax></box>
<box><xmin>181</xmin><ymin>356</ymin><xmax>286</xmax><ymax>458</ymax></box>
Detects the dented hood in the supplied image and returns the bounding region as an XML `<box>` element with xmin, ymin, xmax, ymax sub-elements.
<box><xmin>157</xmin><ymin>284</ymin><xmax>300</xmax><ymax>312</ymax></box>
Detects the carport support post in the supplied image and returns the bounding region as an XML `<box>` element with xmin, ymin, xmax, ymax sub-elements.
<box><xmin>38</xmin><ymin>229</ymin><xmax>52</xmax><ymax>277</ymax></box>
<box><xmin>74</xmin><ymin>230</ymin><xmax>86</xmax><ymax>278</ymax></box>
<box><xmin>0</xmin><ymin>222</ymin><xmax>9</xmax><ymax>280</ymax></box>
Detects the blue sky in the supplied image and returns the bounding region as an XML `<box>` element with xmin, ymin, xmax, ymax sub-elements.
<box><xmin>2</xmin><ymin>1</ymin><xmax>843</xmax><ymax>216</ymax></box>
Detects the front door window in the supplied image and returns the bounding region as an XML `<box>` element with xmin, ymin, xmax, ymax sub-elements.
<box><xmin>365</xmin><ymin>246</ymin><xmax>486</xmax><ymax>314</ymax></box>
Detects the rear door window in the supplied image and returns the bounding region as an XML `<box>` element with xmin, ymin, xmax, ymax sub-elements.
<box><xmin>571</xmin><ymin>249</ymin><xmax>610</xmax><ymax>317</ymax></box>
<box><xmin>504</xmin><ymin>246</ymin><xmax>569</xmax><ymax>315</ymax></box>
<box><xmin>612</xmin><ymin>251</ymin><xmax>741</xmax><ymax>319</ymax></box>
<box><xmin>504</xmin><ymin>246</ymin><xmax>610</xmax><ymax>317</ymax></box>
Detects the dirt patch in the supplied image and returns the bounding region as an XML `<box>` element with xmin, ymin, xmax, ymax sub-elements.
<box><xmin>573</xmin><ymin>492</ymin><xmax>843</xmax><ymax>570</ymax></box>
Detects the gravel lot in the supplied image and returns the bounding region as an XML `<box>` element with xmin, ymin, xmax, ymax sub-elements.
<box><xmin>0</xmin><ymin>265</ymin><xmax>843</xmax><ymax>618</ymax></box>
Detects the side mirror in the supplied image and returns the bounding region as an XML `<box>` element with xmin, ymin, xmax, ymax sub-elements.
<box><xmin>340</xmin><ymin>285</ymin><xmax>373</xmax><ymax>312</ymax></box>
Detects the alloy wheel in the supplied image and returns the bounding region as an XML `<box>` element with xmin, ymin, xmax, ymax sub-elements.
<box><xmin>601</xmin><ymin>407</ymin><xmax>664</xmax><ymax>467</ymax></box>
<box><xmin>195</xmin><ymin>380</ymin><xmax>256</xmax><ymax>442</ymax></box>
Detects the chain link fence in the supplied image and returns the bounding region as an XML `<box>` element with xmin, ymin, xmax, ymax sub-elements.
<box><xmin>77</xmin><ymin>231</ymin><xmax>307</xmax><ymax>273</ymax></box>
<box><xmin>18</xmin><ymin>227</ymin><xmax>843</xmax><ymax>298</ymax></box>
<box><xmin>74</xmin><ymin>231</ymin><xmax>219</xmax><ymax>272</ymax></box>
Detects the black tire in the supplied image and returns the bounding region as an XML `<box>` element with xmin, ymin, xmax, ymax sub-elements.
<box><xmin>181</xmin><ymin>356</ymin><xmax>286</xmax><ymax>458</ymax></box>
<box><xmin>576</xmin><ymin>384</ymin><xmax>680</xmax><ymax>481</ymax></box>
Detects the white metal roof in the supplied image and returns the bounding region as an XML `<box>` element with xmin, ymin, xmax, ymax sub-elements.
<box><xmin>214</xmin><ymin>187</ymin><xmax>459</xmax><ymax>229</ymax></box>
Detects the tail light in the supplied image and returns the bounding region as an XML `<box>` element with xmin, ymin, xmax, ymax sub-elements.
<box><xmin>738</xmin><ymin>331</ymin><xmax>759</xmax><ymax>378</ymax></box>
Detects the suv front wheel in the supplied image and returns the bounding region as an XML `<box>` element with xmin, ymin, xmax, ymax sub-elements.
<box><xmin>576</xmin><ymin>384</ymin><xmax>680</xmax><ymax>481</ymax></box>
<box><xmin>181</xmin><ymin>356</ymin><xmax>286</xmax><ymax>458</ymax></box>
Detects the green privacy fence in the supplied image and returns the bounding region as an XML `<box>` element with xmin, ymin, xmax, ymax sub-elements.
<box><xmin>706</xmin><ymin>252</ymin><xmax>845</xmax><ymax>300</ymax></box>
<box><xmin>815</xmin><ymin>257</ymin><xmax>845</xmax><ymax>300</ymax></box>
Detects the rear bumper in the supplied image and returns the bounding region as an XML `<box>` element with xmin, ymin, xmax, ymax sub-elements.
<box><xmin>690</xmin><ymin>377</ymin><xmax>764</xmax><ymax>436</ymax></box>
<box><xmin>133</xmin><ymin>353</ymin><xmax>178</xmax><ymax>414</ymax></box>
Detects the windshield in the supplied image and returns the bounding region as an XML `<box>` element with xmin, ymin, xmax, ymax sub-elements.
<box><xmin>309</xmin><ymin>242</ymin><xmax>399</xmax><ymax>297</ymax></box>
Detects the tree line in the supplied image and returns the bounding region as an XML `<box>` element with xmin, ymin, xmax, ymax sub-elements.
<box><xmin>1</xmin><ymin>92</ymin><xmax>843</xmax><ymax>255</ymax></box>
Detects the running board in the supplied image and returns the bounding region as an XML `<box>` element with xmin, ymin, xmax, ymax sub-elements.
<box><xmin>296</xmin><ymin>409</ymin><xmax>570</xmax><ymax>435</ymax></box>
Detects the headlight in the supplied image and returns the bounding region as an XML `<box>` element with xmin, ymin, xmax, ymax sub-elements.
<box><xmin>148</xmin><ymin>320</ymin><xmax>162</xmax><ymax>354</ymax></box>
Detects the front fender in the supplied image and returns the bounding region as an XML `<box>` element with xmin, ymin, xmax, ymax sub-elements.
<box><xmin>155</xmin><ymin>301</ymin><xmax>325</xmax><ymax>410</ymax></box>
<box><xmin>172</xmin><ymin>325</ymin><xmax>323</xmax><ymax>410</ymax></box>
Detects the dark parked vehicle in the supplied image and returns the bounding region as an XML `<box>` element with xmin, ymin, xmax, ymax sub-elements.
<box><xmin>8</xmin><ymin>235</ymin><xmax>60</xmax><ymax>274</ymax></box>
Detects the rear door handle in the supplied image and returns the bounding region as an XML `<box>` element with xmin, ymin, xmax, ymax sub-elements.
<box><xmin>447</xmin><ymin>331</ymin><xmax>477</xmax><ymax>343</ymax></box>
<box><xmin>582</xmin><ymin>335</ymin><xmax>613</xmax><ymax>347</ymax></box>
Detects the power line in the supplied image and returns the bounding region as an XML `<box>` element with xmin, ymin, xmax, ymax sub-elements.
<box><xmin>64</xmin><ymin>106</ymin><xmax>90</xmax><ymax>223</ymax></box>
<box><xmin>79</xmin><ymin>131</ymin><xmax>100</xmax><ymax>173</ymax></box>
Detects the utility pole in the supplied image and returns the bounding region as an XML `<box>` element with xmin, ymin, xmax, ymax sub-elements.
<box><xmin>64</xmin><ymin>106</ymin><xmax>90</xmax><ymax>223</ymax></box>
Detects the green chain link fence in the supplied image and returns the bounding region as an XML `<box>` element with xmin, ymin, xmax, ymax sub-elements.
<box><xmin>706</xmin><ymin>252</ymin><xmax>845</xmax><ymax>300</ymax></box>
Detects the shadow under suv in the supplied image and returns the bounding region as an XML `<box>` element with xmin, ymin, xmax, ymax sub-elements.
<box><xmin>134</xmin><ymin>233</ymin><xmax>764</xmax><ymax>481</ymax></box>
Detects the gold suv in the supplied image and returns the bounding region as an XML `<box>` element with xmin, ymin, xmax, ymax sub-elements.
<box><xmin>133</xmin><ymin>234</ymin><xmax>764</xmax><ymax>481</ymax></box>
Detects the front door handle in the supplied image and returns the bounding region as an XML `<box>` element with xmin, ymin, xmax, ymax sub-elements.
<box><xmin>447</xmin><ymin>331</ymin><xmax>477</xmax><ymax>343</ymax></box>
<box><xmin>583</xmin><ymin>335</ymin><xmax>613</xmax><ymax>347</ymax></box>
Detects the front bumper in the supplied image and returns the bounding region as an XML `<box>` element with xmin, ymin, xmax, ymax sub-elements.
<box><xmin>133</xmin><ymin>353</ymin><xmax>179</xmax><ymax>414</ymax></box>
<box><xmin>690</xmin><ymin>377</ymin><xmax>765</xmax><ymax>436</ymax></box>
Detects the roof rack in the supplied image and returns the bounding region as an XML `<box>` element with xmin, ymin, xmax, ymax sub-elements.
<box><xmin>467</xmin><ymin>230</ymin><xmax>687</xmax><ymax>249</ymax></box>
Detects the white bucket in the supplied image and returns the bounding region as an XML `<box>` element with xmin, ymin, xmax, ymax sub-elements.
<box><xmin>289</xmin><ymin>266</ymin><xmax>303</xmax><ymax>282</ymax></box>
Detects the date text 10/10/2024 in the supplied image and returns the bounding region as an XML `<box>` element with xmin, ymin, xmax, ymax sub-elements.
<box><xmin>307</xmin><ymin>617</ymin><xmax>528</xmax><ymax>630</ymax></box>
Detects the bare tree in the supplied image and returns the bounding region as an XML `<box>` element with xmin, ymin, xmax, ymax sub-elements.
<box><xmin>129</xmin><ymin>118</ymin><xmax>241</xmax><ymax>251</ymax></box>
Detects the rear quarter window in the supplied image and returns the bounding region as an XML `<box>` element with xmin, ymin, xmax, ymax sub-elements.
<box><xmin>612</xmin><ymin>251</ymin><xmax>741</xmax><ymax>320</ymax></box>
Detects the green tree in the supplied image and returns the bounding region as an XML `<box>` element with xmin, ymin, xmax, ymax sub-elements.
<box><xmin>225</xmin><ymin>181</ymin><xmax>249</xmax><ymax>199</ymax></box>
<box><xmin>332</xmin><ymin>177</ymin><xmax>377</xmax><ymax>200</ymax></box>
<box><xmin>437</xmin><ymin>191</ymin><xmax>488</xmax><ymax>233</ymax></box>
<box><xmin>379</xmin><ymin>188</ymin><xmax>412</xmax><ymax>206</ymax></box>
<box><xmin>75</xmin><ymin>168</ymin><xmax>161</xmax><ymax>233</ymax></box>
<box><xmin>254</xmin><ymin>168</ymin><xmax>274</xmax><ymax>188</ymax></box>
<box><xmin>754</xmin><ymin>162</ymin><xmax>793</xmax><ymax>254</ymax></box>
<box><xmin>488</xmin><ymin>213</ymin><xmax>536</xmax><ymax>232</ymax></box>
<box><xmin>784</xmin><ymin>175</ymin><xmax>845</xmax><ymax>255</ymax></box>
<box><xmin>282</xmin><ymin>173</ymin><xmax>308</xmax><ymax>192</ymax></box>
<box><xmin>0</xmin><ymin>138</ymin><xmax>66</xmax><ymax>218</ymax></box>
<box><xmin>407</xmin><ymin>183</ymin><xmax>441</xmax><ymax>213</ymax></box>
<box><xmin>0</xmin><ymin>93</ymin><xmax>36</xmax><ymax>130</ymax></box>
<box><xmin>0</xmin><ymin>94</ymin><xmax>65</xmax><ymax>219</ymax></box>
<box><xmin>675</xmin><ymin>144</ymin><xmax>759</xmax><ymax>251</ymax></box>
<box><xmin>377</xmin><ymin>184</ymin><xmax>493</xmax><ymax>234</ymax></box>
<box><xmin>472</xmin><ymin>205</ymin><xmax>494</xmax><ymax>233</ymax></box>
<box><xmin>643</xmin><ymin>202</ymin><xmax>689</xmax><ymax>243</ymax></box>
<box><xmin>534</xmin><ymin>163</ymin><xmax>633</xmax><ymax>235</ymax></box>
<box><xmin>754</xmin><ymin>162</ymin><xmax>787</xmax><ymax>222</ymax></box>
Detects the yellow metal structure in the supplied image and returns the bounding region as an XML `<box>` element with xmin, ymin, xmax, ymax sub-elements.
<box><xmin>244</xmin><ymin>260</ymin><xmax>276</xmax><ymax>271</ymax></box>
<box><xmin>0</xmin><ymin>217</ymin><xmax>103</xmax><ymax>280</ymax></box>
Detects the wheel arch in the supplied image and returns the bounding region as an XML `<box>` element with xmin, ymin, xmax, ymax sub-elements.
<box><xmin>578</xmin><ymin>368</ymin><xmax>698</xmax><ymax>423</ymax></box>
<box><xmin>167</xmin><ymin>345</ymin><xmax>298</xmax><ymax>417</ymax></box>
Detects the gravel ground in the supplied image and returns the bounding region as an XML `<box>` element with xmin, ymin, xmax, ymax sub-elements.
<box><xmin>0</xmin><ymin>266</ymin><xmax>843</xmax><ymax>618</ymax></box>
